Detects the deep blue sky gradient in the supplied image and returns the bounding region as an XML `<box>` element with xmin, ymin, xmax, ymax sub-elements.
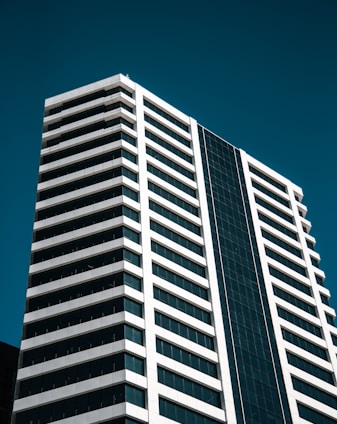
<box><xmin>1</xmin><ymin>0</ymin><xmax>336</xmax><ymax>347</ymax></box>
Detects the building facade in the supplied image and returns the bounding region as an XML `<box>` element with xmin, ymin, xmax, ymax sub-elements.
<box><xmin>11</xmin><ymin>74</ymin><xmax>337</xmax><ymax>424</ymax></box>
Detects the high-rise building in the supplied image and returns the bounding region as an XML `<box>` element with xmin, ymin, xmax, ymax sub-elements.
<box><xmin>0</xmin><ymin>341</ymin><xmax>19</xmax><ymax>423</ymax></box>
<box><xmin>11</xmin><ymin>74</ymin><xmax>337</xmax><ymax>424</ymax></box>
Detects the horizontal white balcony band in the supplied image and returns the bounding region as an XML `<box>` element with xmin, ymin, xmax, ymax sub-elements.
<box><xmin>13</xmin><ymin>369</ymin><xmax>146</xmax><ymax>411</ymax></box>
<box><xmin>283</xmin><ymin>340</ymin><xmax>333</xmax><ymax>371</ymax></box>
<box><xmin>44</xmin><ymin>91</ymin><xmax>136</xmax><ymax>125</ymax></box>
<box><xmin>153</xmin><ymin>299</ymin><xmax>215</xmax><ymax>337</ymax></box>
<box><xmin>39</xmin><ymin>138</ymin><xmax>137</xmax><ymax>175</ymax></box>
<box><xmin>156</xmin><ymin>353</ymin><xmax>221</xmax><ymax>391</ymax></box>
<box><xmin>153</xmin><ymin>278</ymin><xmax>211</xmax><ymax>311</ymax></box>
<box><xmin>293</xmin><ymin>390</ymin><xmax>337</xmax><ymax>421</ymax></box>
<box><xmin>17</xmin><ymin>339</ymin><xmax>146</xmax><ymax>380</ymax></box>
<box><xmin>149</xmin><ymin>210</ymin><xmax>203</xmax><ymax>245</ymax></box>
<box><xmin>275</xmin><ymin>298</ymin><xmax>322</xmax><ymax>326</ymax></box>
<box><xmin>150</xmin><ymin>231</ymin><xmax>206</xmax><ymax>267</ymax></box>
<box><xmin>38</xmin><ymin>157</ymin><xmax>137</xmax><ymax>192</ymax></box>
<box><xmin>35</xmin><ymin>175</ymin><xmax>139</xmax><ymax>211</ymax></box>
<box><xmin>20</xmin><ymin>311</ymin><xmax>144</xmax><ymax>351</ymax></box>
<box><xmin>252</xmin><ymin>188</ymin><xmax>295</xmax><ymax>216</ymax></box>
<box><xmin>24</xmin><ymin>284</ymin><xmax>143</xmax><ymax>324</ymax></box>
<box><xmin>151</xmin><ymin>253</ymin><xmax>208</xmax><ymax>288</ymax></box>
<box><xmin>266</xmin><ymin>258</ymin><xmax>311</xmax><ymax>283</ymax></box>
<box><xmin>41</xmin><ymin>124</ymin><xmax>137</xmax><ymax>160</ymax></box>
<box><xmin>157</xmin><ymin>383</ymin><xmax>225</xmax><ymax>422</ymax></box>
<box><xmin>144</xmin><ymin>122</ymin><xmax>193</xmax><ymax>155</ymax></box>
<box><xmin>144</xmin><ymin>107</ymin><xmax>191</xmax><ymax>138</ymax></box>
<box><xmin>255</xmin><ymin>203</ymin><xmax>299</xmax><ymax>232</ymax></box>
<box><xmin>259</xmin><ymin>221</ymin><xmax>303</xmax><ymax>250</ymax></box>
<box><xmin>148</xmin><ymin>191</ymin><xmax>201</xmax><ymax>226</ymax></box>
<box><xmin>288</xmin><ymin>365</ymin><xmax>337</xmax><ymax>396</ymax></box>
<box><xmin>146</xmin><ymin>155</ymin><xmax>197</xmax><ymax>191</ymax></box>
<box><xmin>250</xmin><ymin>173</ymin><xmax>292</xmax><ymax>203</ymax></box>
<box><xmin>29</xmin><ymin>237</ymin><xmax>141</xmax><ymax>274</ymax></box>
<box><xmin>279</xmin><ymin>319</ymin><xmax>326</xmax><ymax>348</ymax></box>
<box><xmin>145</xmin><ymin>137</ymin><xmax>195</xmax><ymax>171</ymax></box>
<box><xmin>154</xmin><ymin>326</ymin><xmax>218</xmax><ymax>363</ymax></box>
<box><xmin>32</xmin><ymin>215</ymin><xmax>141</xmax><ymax>251</ymax></box>
<box><xmin>27</xmin><ymin>259</ymin><xmax>141</xmax><ymax>299</ymax></box>
<box><xmin>33</xmin><ymin>194</ymin><xmax>139</xmax><ymax>231</ymax></box>
<box><xmin>42</xmin><ymin>108</ymin><xmax>135</xmax><ymax>141</ymax></box>
<box><xmin>44</xmin><ymin>74</ymin><xmax>133</xmax><ymax>107</ymax></box>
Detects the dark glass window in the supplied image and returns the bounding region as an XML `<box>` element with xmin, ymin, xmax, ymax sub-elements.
<box><xmin>258</xmin><ymin>212</ymin><xmax>298</xmax><ymax>240</ymax></box>
<box><xmin>27</xmin><ymin>272</ymin><xmax>142</xmax><ymax>312</ymax></box>
<box><xmin>292</xmin><ymin>377</ymin><xmax>337</xmax><ymax>409</ymax></box>
<box><xmin>311</xmin><ymin>257</ymin><xmax>320</xmax><ymax>268</ymax></box>
<box><xmin>265</xmin><ymin>247</ymin><xmax>307</xmax><ymax>276</ymax></box>
<box><xmin>21</xmin><ymin>324</ymin><xmax>143</xmax><ymax>367</ymax></box>
<box><xmin>261</xmin><ymin>229</ymin><xmax>302</xmax><ymax>258</ymax></box>
<box><xmin>252</xmin><ymin>181</ymin><xmax>290</xmax><ymax>208</ymax></box>
<box><xmin>269</xmin><ymin>266</ymin><xmax>311</xmax><ymax>296</ymax></box>
<box><xmin>281</xmin><ymin>328</ymin><xmax>328</xmax><ymax>360</ymax></box>
<box><xmin>286</xmin><ymin>351</ymin><xmax>334</xmax><ymax>384</ymax></box>
<box><xmin>144</xmin><ymin>114</ymin><xmax>190</xmax><ymax>147</ymax></box>
<box><xmin>144</xmin><ymin>99</ymin><xmax>189</xmax><ymax>132</ymax></box>
<box><xmin>150</xmin><ymin>220</ymin><xmax>203</xmax><ymax>256</ymax></box>
<box><xmin>320</xmin><ymin>293</ymin><xmax>330</xmax><ymax>306</ymax></box>
<box><xmin>326</xmin><ymin>313</ymin><xmax>335</xmax><ymax>326</ymax></box>
<box><xmin>147</xmin><ymin>164</ymin><xmax>196</xmax><ymax>198</ymax></box>
<box><xmin>154</xmin><ymin>286</ymin><xmax>211</xmax><ymax>324</ymax></box>
<box><xmin>249</xmin><ymin>166</ymin><xmax>287</xmax><ymax>192</ymax></box>
<box><xmin>315</xmin><ymin>274</ymin><xmax>325</xmax><ymax>286</ymax></box>
<box><xmin>146</xmin><ymin>146</ymin><xmax>194</xmax><ymax>180</ymax></box>
<box><xmin>41</xmin><ymin>131</ymin><xmax>136</xmax><ymax>165</ymax></box>
<box><xmin>155</xmin><ymin>312</ymin><xmax>213</xmax><ymax>350</ymax></box>
<box><xmin>277</xmin><ymin>307</ymin><xmax>322</xmax><ymax>337</ymax></box>
<box><xmin>159</xmin><ymin>398</ymin><xmax>223</xmax><ymax>424</ymax></box>
<box><xmin>151</xmin><ymin>241</ymin><xmax>205</xmax><ymax>277</ymax></box>
<box><xmin>273</xmin><ymin>286</ymin><xmax>317</xmax><ymax>316</ymax></box>
<box><xmin>148</xmin><ymin>182</ymin><xmax>198</xmax><ymax>216</ymax></box>
<box><xmin>152</xmin><ymin>263</ymin><xmax>208</xmax><ymax>299</ymax></box>
<box><xmin>306</xmin><ymin>239</ymin><xmax>315</xmax><ymax>250</ymax></box>
<box><xmin>158</xmin><ymin>367</ymin><xmax>221</xmax><ymax>407</ymax></box>
<box><xmin>145</xmin><ymin>130</ymin><xmax>192</xmax><ymax>163</ymax></box>
<box><xmin>298</xmin><ymin>403</ymin><xmax>337</xmax><ymax>424</ymax></box>
<box><xmin>149</xmin><ymin>200</ymin><xmax>201</xmax><ymax>235</ymax></box>
<box><xmin>156</xmin><ymin>338</ymin><xmax>217</xmax><ymax>377</ymax></box>
<box><xmin>255</xmin><ymin>196</ymin><xmax>294</xmax><ymax>224</ymax></box>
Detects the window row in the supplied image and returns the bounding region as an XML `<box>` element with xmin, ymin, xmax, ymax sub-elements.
<box><xmin>148</xmin><ymin>182</ymin><xmax>198</xmax><ymax>216</ymax></box>
<box><xmin>152</xmin><ymin>263</ymin><xmax>208</xmax><ymax>300</ymax></box>
<box><xmin>41</xmin><ymin>131</ymin><xmax>136</xmax><ymax>165</ymax></box>
<box><xmin>298</xmin><ymin>403</ymin><xmax>337</xmax><ymax>424</ymax></box>
<box><xmin>269</xmin><ymin>266</ymin><xmax>311</xmax><ymax>296</ymax></box>
<box><xmin>281</xmin><ymin>328</ymin><xmax>328</xmax><ymax>360</ymax></box>
<box><xmin>252</xmin><ymin>181</ymin><xmax>290</xmax><ymax>208</ymax></box>
<box><xmin>146</xmin><ymin>146</ymin><xmax>194</xmax><ymax>180</ymax></box>
<box><xmin>292</xmin><ymin>376</ymin><xmax>337</xmax><ymax>409</ymax></box>
<box><xmin>277</xmin><ymin>306</ymin><xmax>322</xmax><ymax>338</ymax></box>
<box><xmin>36</xmin><ymin>183</ymin><xmax>138</xmax><ymax>221</ymax></box>
<box><xmin>32</xmin><ymin>226</ymin><xmax>139</xmax><ymax>264</ymax></box>
<box><xmin>144</xmin><ymin>99</ymin><xmax>189</xmax><ymax>132</ymax></box>
<box><xmin>148</xmin><ymin>164</ymin><xmax>196</xmax><ymax>198</ymax></box>
<box><xmin>154</xmin><ymin>286</ymin><xmax>211</xmax><ymax>324</ymax></box>
<box><xmin>265</xmin><ymin>247</ymin><xmax>307</xmax><ymax>277</ymax></box>
<box><xmin>149</xmin><ymin>200</ymin><xmax>201</xmax><ymax>235</ymax></box>
<box><xmin>150</xmin><ymin>220</ymin><xmax>203</xmax><ymax>256</ymax></box>
<box><xmin>18</xmin><ymin>352</ymin><xmax>144</xmax><ymax>398</ymax></box>
<box><xmin>262</xmin><ymin>229</ymin><xmax>302</xmax><ymax>258</ymax></box>
<box><xmin>158</xmin><ymin>367</ymin><xmax>221</xmax><ymax>407</ymax></box>
<box><xmin>35</xmin><ymin>203</ymin><xmax>139</xmax><ymax>242</ymax></box>
<box><xmin>21</xmin><ymin>324</ymin><xmax>143</xmax><ymax>367</ymax></box>
<box><xmin>46</xmin><ymin>101</ymin><xmax>134</xmax><ymax>132</ymax></box>
<box><xmin>155</xmin><ymin>312</ymin><xmax>214</xmax><ymax>350</ymax></box>
<box><xmin>255</xmin><ymin>196</ymin><xmax>294</xmax><ymax>224</ymax></box>
<box><xmin>40</xmin><ymin>148</ymin><xmax>136</xmax><ymax>183</ymax></box>
<box><xmin>156</xmin><ymin>338</ymin><xmax>217</xmax><ymax>377</ymax></box>
<box><xmin>144</xmin><ymin>114</ymin><xmax>190</xmax><ymax>147</ymax></box>
<box><xmin>24</xmin><ymin>296</ymin><xmax>142</xmax><ymax>339</ymax></box>
<box><xmin>46</xmin><ymin>116</ymin><xmax>134</xmax><ymax>149</ymax></box>
<box><xmin>46</xmin><ymin>86</ymin><xmax>133</xmax><ymax>116</ymax></box>
<box><xmin>286</xmin><ymin>351</ymin><xmax>334</xmax><ymax>385</ymax></box>
<box><xmin>249</xmin><ymin>165</ymin><xmax>287</xmax><ymax>193</ymax></box>
<box><xmin>258</xmin><ymin>212</ymin><xmax>298</xmax><ymax>240</ymax></box>
<box><xmin>151</xmin><ymin>241</ymin><xmax>206</xmax><ymax>278</ymax></box>
<box><xmin>38</xmin><ymin>166</ymin><xmax>137</xmax><ymax>201</ymax></box>
<box><xmin>26</xmin><ymin>272</ymin><xmax>142</xmax><ymax>313</ymax></box>
<box><xmin>273</xmin><ymin>285</ymin><xmax>317</xmax><ymax>316</ymax></box>
<box><xmin>145</xmin><ymin>130</ymin><xmax>192</xmax><ymax>163</ymax></box>
<box><xmin>14</xmin><ymin>384</ymin><xmax>145</xmax><ymax>424</ymax></box>
<box><xmin>29</xmin><ymin>248</ymin><xmax>141</xmax><ymax>287</ymax></box>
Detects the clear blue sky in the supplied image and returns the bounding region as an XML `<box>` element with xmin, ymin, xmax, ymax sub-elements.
<box><xmin>1</xmin><ymin>0</ymin><xmax>336</xmax><ymax>347</ymax></box>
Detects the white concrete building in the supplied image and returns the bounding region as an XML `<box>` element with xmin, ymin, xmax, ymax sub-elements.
<box><xmin>11</xmin><ymin>74</ymin><xmax>337</xmax><ymax>424</ymax></box>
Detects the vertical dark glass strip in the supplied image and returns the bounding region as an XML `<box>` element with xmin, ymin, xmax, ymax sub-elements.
<box><xmin>198</xmin><ymin>126</ymin><xmax>291</xmax><ymax>424</ymax></box>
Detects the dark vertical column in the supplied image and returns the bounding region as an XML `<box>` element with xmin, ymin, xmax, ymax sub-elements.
<box><xmin>198</xmin><ymin>126</ymin><xmax>291</xmax><ymax>424</ymax></box>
